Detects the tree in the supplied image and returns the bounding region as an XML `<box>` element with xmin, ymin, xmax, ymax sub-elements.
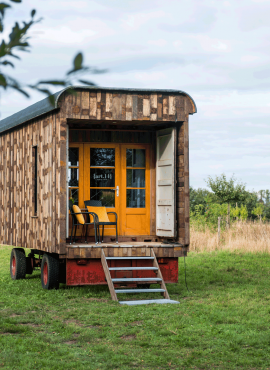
<box><xmin>0</xmin><ymin>0</ymin><xmax>106</xmax><ymax>105</ymax></box>
<box><xmin>206</xmin><ymin>174</ymin><xmax>247</xmax><ymax>228</ymax></box>
<box><xmin>252</xmin><ymin>204</ymin><xmax>264</xmax><ymax>222</ymax></box>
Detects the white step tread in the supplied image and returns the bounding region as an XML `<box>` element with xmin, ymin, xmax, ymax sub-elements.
<box><xmin>109</xmin><ymin>267</ymin><xmax>158</xmax><ymax>271</ymax></box>
<box><xmin>115</xmin><ymin>289</ymin><xmax>165</xmax><ymax>294</ymax></box>
<box><xmin>112</xmin><ymin>277</ymin><xmax>161</xmax><ymax>282</ymax></box>
<box><xmin>119</xmin><ymin>299</ymin><xmax>180</xmax><ymax>305</ymax></box>
<box><xmin>106</xmin><ymin>257</ymin><xmax>154</xmax><ymax>260</ymax></box>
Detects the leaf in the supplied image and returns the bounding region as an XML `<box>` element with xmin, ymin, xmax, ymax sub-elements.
<box><xmin>31</xmin><ymin>9</ymin><xmax>36</xmax><ymax>17</ymax></box>
<box><xmin>30</xmin><ymin>86</ymin><xmax>51</xmax><ymax>95</ymax></box>
<box><xmin>10</xmin><ymin>85</ymin><xmax>30</xmax><ymax>97</ymax></box>
<box><xmin>1</xmin><ymin>60</ymin><xmax>14</xmax><ymax>67</ymax></box>
<box><xmin>9</xmin><ymin>0</ymin><xmax>22</xmax><ymax>3</ymax></box>
<box><xmin>0</xmin><ymin>73</ymin><xmax>7</xmax><ymax>87</ymax></box>
<box><xmin>78</xmin><ymin>79</ymin><xmax>96</xmax><ymax>86</ymax></box>
<box><xmin>37</xmin><ymin>80</ymin><xmax>66</xmax><ymax>86</ymax></box>
<box><xmin>0</xmin><ymin>3</ymin><xmax>11</xmax><ymax>17</ymax></box>
<box><xmin>67</xmin><ymin>52</ymin><xmax>84</xmax><ymax>75</ymax></box>
<box><xmin>74</xmin><ymin>52</ymin><xmax>83</xmax><ymax>70</ymax></box>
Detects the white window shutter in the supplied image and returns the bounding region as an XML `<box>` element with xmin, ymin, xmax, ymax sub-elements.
<box><xmin>156</xmin><ymin>127</ymin><xmax>176</xmax><ymax>237</ymax></box>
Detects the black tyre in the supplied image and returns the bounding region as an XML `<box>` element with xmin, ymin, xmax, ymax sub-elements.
<box><xmin>41</xmin><ymin>253</ymin><xmax>59</xmax><ymax>290</ymax></box>
<box><xmin>10</xmin><ymin>248</ymin><xmax>26</xmax><ymax>280</ymax></box>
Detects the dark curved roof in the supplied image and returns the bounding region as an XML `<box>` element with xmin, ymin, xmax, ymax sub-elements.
<box><xmin>0</xmin><ymin>86</ymin><xmax>197</xmax><ymax>134</ymax></box>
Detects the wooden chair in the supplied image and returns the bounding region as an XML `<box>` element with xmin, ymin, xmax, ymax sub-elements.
<box><xmin>84</xmin><ymin>200</ymin><xmax>118</xmax><ymax>244</ymax></box>
<box><xmin>69</xmin><ymin>203</ymin><xmax>99</xmax><ymax>244</ymax></box>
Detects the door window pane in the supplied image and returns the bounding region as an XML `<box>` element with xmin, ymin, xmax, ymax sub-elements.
<box><xmin>68</xmin><ymin>168</ymin><xmax>79</xmax><ymax>187</ymax></box>
<box><xmin>68</xmin><ymin>148</ymin><xmax>79</xmax><ymax>166</ymax></box>
<box><xmin>69</xmin><ymin>188</ymin><xmax>79</xmax><ymax>205</ymax></box>
<box><xmin>126</xmin><ymin>149</ymin><xmax>145</xmax><ymax>167</ymax></box>
<box><xmin>90</xmin><ymin>148</ymin><xmax>115</xmax><ymax>167</ymax></box>
<box><xmin>90</xmin><ymin>169</ymin><xmax>115</xmax><ymax>187</ymax></box>
<box><xmin>90</xmin><ymin>189</ymin><xmax>115</xmax><ymax>207</ymax></box>
<box><xmin>127</xmin><ymin>169</ymin><xmax>145</xmax><ymax>188</ymax></box>
<box><xmin>126</xmin><ymin>189</ymin><xmax>145</xmax><ymax>208</ymax></box>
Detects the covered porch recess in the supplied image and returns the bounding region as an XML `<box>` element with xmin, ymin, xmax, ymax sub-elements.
<box><xmin>65</xmin><ymin>86</ymin><xmax>196</xmax><ymax>257</ymax></box>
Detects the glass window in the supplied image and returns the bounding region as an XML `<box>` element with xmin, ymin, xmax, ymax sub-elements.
<box><xmin>126</xmin><ymin>148</ymin><xmax>146</xmax><ymax>208</ymax></box>
<box><xmin>68</xmin><ymin>148</ymin><xmax>79</xmax><ymax>166</ymax></box>
<box><xmin>90</xmin><ymin>148</ymin><xmax>115</xmax><ymax>167</ymax></box>
<box><xmin>90</xmin><ymin>169</ymin><xmax>115</xmax><ymax>187</ymax></box>
<box><xmin>90</xmin><ymin>189</ymin><xmax>115</xmax><ymax>207</ymax></box>
<box><xmin>69</xmin><ymin>147</ymin><xmax>79</xmax><ymax>205</ymax></box>
<box><xmin>89</xmin><ymin>148</ymin><xmax>116</xmax><ymax>208</ymax></box>
<box><xmin>126</xmin><ymin>149</ymin><xmax>145</xmax><ymax>168</ymax></box>
<box><xmin>68</xmin><ymin>168</ymin><xmax>79</xmax><ymax>187</ymax></box>
<box><xmin>126</xmin><ymin>189</ymin><xmax>145</xmax><ymax>208</ymax></box>
<box><xmin>69</xmin><ymin>188</ymin><xmax>79</xmax><ymax>205</ymax></box>
<box><xmin>127</xmin><ymin>169</ymin><xmax>145</xmax><ymax>188</ymax></box>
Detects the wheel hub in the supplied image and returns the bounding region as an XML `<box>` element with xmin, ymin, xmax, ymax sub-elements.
<box><xmin>12</xmin><ymin>256</ymin><xmax>16</xmax><ymax>276</ymax></box>
<box><xmin>43</xmin><ymin>262</ymin><xmax>48</xmax><ymax>285</ymax></box>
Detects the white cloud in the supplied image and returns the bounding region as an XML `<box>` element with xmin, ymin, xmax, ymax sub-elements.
<box><xmin>1</xmin><ymin>0</ymin><xmax>270</xmax><ymax>190</ymax></box>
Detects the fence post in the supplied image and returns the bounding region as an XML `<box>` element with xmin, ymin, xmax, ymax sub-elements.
<box><xmin>227</xmin><ymin>204</ymin><xmax>230</xmax><ymax>229</ymax></box>
<box><xmin>218</xmin><ymin>217</ymin><xmax>221</xmax><ymax>245</ymax></box>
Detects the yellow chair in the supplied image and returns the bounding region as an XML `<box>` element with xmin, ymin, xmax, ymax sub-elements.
<box><xmin>69</xmin><ymin>204</ymin><xmax>99</xmax><ymax>244</ymax></box>
<box><xmin>84</xmin><ymin>200</ymin><xmax>118</xmax><ymax>243</ymax></box>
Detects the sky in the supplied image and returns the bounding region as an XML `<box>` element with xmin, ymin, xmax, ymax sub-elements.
<box><xmin>1</xmin><ymin>0</ymin><xmax>270</xmax><ymax>192</ymax></box>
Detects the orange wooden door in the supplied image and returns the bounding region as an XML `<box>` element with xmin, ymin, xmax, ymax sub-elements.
<box><xmin>83</xmin><ymin>143</ymin><xmax>120</xmax><ymax>236</ymax></box>
<box><xmin>120</xmin><ymin>144</ymin><xmax>150</xmax><ymax>236</ymax></box>
<box><xmin>68</xmin><ymin>143</ymin><xmax>151</xmax><ymax>237</ymax></box>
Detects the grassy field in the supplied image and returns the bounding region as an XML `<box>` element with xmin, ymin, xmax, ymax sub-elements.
<box><xmin>1</xmin><ymin>245</ymin><xmax>270</xmax><ymax>369</ymax></box>
<box><xmin>190</xmin><ymin>221</ymin><xmax>270</xmax><ymax>253</ymax></box>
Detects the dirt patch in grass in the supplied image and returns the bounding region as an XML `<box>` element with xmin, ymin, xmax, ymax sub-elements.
<box><xmin>127</xmin><ymin>321</ymin><xmax>143</xmax><ymax>326</ymax></box>
<box><xmin>121</xmin><ymin>334</ymin><xmax>136</xmax><ymax>341</ymax></box>
<box><xmin>0</xmin><ymin>332</ymin><xmax>20</xmax><ymax>335</ymax></box>
<box><xmin>64</xmin><ymin>319</ymin><xmax>84</xmax><ymax>327</ymax></box>
<box><xmin>64</xmin><ymin>340</ymin><xmax>77</xmax><ymax>345</ymax></box>
<box><xmin>82</xmin><ymin>298</ymin><xmax>109</xmax><ymax>303</ymax></box>
<box><xmin>10</xmin><ymin>314</ymin><xmax>21</xmax><ymax>318</ymax></box>
<box><xmin>19</xmin><ymin>323</ymin><xmax>41</xmax><ymax>328</ymax></box>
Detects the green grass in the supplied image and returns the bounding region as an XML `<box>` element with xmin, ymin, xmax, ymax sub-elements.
<box><xmin>1</xmin><ymin>246</ymin><xmax>270</xmax><ymax>369</ymax></box>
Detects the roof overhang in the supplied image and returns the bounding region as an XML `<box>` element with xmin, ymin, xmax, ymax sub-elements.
<box><xmin>0</xmin><ymin>86</ymin><xmax>197</xmax><ymax>135</ymax></box>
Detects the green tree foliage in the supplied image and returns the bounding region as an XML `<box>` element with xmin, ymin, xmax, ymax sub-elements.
<box><xmin>252</xmin><ymin>204</ymin><xmax>264</xmax><ymax>221</ymax></box>
<box><xmin>0</xmin><ymin>0</ymin><xmax>106</xmax><ymax>104</ymax></box>
<box><xmin>206</xmin><ymin>173</ymin><xmax>247</xmax><ymax>204</ymax></box>
<box><xmin>190</xmin><ymin>179</ymin><xmax>269</xmax><ymax>231</ymax></box>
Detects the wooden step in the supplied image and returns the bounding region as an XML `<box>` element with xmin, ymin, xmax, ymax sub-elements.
<box><xmin>119</xmin><ymin>299</ymin><xmax>180</xmax><ymax>306</ymax></box>
<box><xmin>109</xmin><ymin>267</ymin><xmax>158</xmax><ymax>271</ymax></box>
<box><xmin>106</xmin><ymin>257</ymin><xmax>154</xmax><ymax>260</ymax></box>
<box><xmin>101</xmin><ymin>248</ymin><xmax>174</xmax><ymax>305</ymax></box>
<box><xmin>112</xmin><ymin>277</ymin><xmax>162</xmax><ymax>282</ymax></box>
<box><xmin>115</xmin><ymin>289</ymin><xmax>165</xmax><ymax>294</ymax></box>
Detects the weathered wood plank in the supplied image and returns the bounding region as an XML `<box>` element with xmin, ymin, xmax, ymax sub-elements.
<box><xmin>81</xmin><ymin>91</ymin><xmax>90</xmax><ymax>119</ymax></box>
<box><xmin>126</xmin><ymin>95</ymin><xmax>133</xmax><ymax>121</ymax></box>
<box><xmin>150</xmin><ymin>94</ymin><xmax>157</xmax><ymax>121</ymax></box>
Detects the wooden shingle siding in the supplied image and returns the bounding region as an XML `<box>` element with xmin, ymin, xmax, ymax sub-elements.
<box><xmin>0</xmin><ymin>112</ymin><xmax>63</xmax><ymax>253</ymax></box>
<box><xmin>62</xmin><ymin>90</ymin><xmax>195</xmax><ymax>122</ymax></box>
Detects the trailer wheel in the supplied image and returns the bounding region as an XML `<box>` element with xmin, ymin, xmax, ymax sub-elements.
<box><xmin>41</xmin><ymin>254</ymin><xmax>59</xmax><ymax>290</ymax></box>
<box><xmin>10</xmin><ymin>248</ymin><xmax>26</xmax><ymax>280</ymax></box>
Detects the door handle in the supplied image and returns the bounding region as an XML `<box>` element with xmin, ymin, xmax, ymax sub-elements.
<box><xmin>113</xmin><ymin>186</ymin><xmax>119</xmax><ymax>197</ymax></box>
